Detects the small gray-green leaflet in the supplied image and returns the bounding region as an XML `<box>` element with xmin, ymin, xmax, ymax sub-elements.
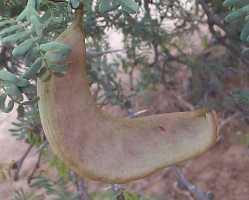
<box><xmin>17</xmin><ymin>1</ymin><xmax>39</xmax><ymax>21</ymax></box>
<box><xmin>118</xmin><ymin>0</ymin><xmax>139</xmax><ymax>13</ymax></box>
<box><xmin>12</xmin><ymin>39</ymin><xmax>35</xmax><ymax>57</ymax></box>
<box><xmin>0</xmin><ymin>69</ymin><xmax>29</xmax><ymax>87</ymax></box>
<box><xmin>30</xmin><ymin>14</ymin><xmax>43</xmax><ymax>36</ymax></box>
<box><xmin>3</xmin><ymin>82</ymin><xmax>23</xmax><ymax>102</ymax></box>
<box><xmin>240</xmin><ymin>20</ymin><xmax>249</xmax><ymax>41</ymax></box>
<box><xmin>70</xmin><ymin>0</ymin><xmax>81</xmax><ymax>9</ymax></box>
<box><xmin>223</xmin><ymin>0</ymin><xmax>249</xmax><ymax>7</ymax></box>
<box><xmin>0</xmin><ymin>20</ymin><xmax>15</xmax><ymax>29</ymax></box>
<box><xmin>224</xmin><ymin>1</ymin><xmax>249</xmax><ymax>43</ymax></box>
<box><xmin>0</xmin><ymin>24</ymin><xmax>19</xmax><ymax>36</ymax></box>
<box><xmin>24</xmin><ymin>46</ymin><xmax>39</xmax><ymax>65</ymax></box>
<box><xmin>23</xmin><ymin>57</ymin><xmax>43</xmax><ymax>79</ymax></box>
<box><xmin>45</xmin><ymin>52</ymin><xmax>69</xmax><ymax>63</ymax></box>
<box><xmin>98</xmin><ymin>0</ymin><xmax>120</xmax><ymax>13</ymax></box>
<box><xmin>48</xmin><ymin>64</ymin><xmax>68</xmax><ymax>73</ymax></box>
<box><xmin>0</xmin><ymin>94</ymin><xmax>14</xmax><ymax>113</ymax></box>
<box><xmin>40</xmin><ymin>41</ymin><xmax>71</xmax><ymax>54</ymax></box>
<box><xmin>225</xmin><ymin>4</ymin><xmax>249</xmax><ymax>21</ymax></box>
<box><xmin>41</xmin><ymin>42</ymin><xmax>71</xmax><ymax>74</ymax></box>
<box><xmin>1</xmin><ymin>31</ymin><xmax>31</xmax><ymax>44</ymax></box>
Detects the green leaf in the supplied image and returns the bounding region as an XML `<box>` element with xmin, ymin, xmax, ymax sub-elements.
<box><xmin>70</xmin><ymin>0</ymin><xmax>80</xmax><ymax>9</ymax></box>
<box><xmin>17</xmin><ymin>8</ymin><xmax>29</xmax><ymax>21</ymax></box>
<box><xmin>12</xmin><ymin>39</ymin><xmax>34</xmax><ymax>57</ymax></box>
<box><xmin>1</xmin><ymin>31</ymin><xmax>30</xmax><ymax>44</ymax></box>
<box><xmin>45</xmin><ymin>52</ymin><xmax>69</xmax><ymax>63</ymax></box>
<box><xmin>121</xmin><ymin>5</ymin><xmax>137</xmax><ymax>14</ymax></box>
<box><xmin>223</xmin><ymin>0</ymin><xmax>249</xmax><ymax>7</ymax></box>
<box><xmin>240</xmin><ymin>20</ymin><xmax>249</xmax><ymax>41</ymax></box>
<box><xmin>0</xmin><ymin>24</ymin><xmax>20</xmax><ymax>36</ymax></box>
<box><xmin>98</xmin><ymin>0</ymin><xmax>120</xmax><ymax>13</ymax></box>
<box><xmin>21</xmin><ymin>84</ymin><xmax>36</xmax><ymax>98</ymax></box>
<box><xmin>28</xmin><ymin>0</ymin><xmax>39</xmax><ymax>8</ymax></box>
<box><xmin>40</xmin><ymin>41</ymin><xmax>71</xmax><ymax>54</ymax></box>
<box><xmin>17</xmin><ymin>5</ymin><xmax>39</xmax><ymax>21</ymax></box>
<box><xmin>225</xmin><ymin>4</ymin><xmax>249</xmax><ymax>21</ymax></box>
<box><xmin>48</xmin><ymin>64</ymin><xmax>68</xmax><ymax>74</ymax></box>
<box><xmin>30</xmin><ymin>14</ymin><xmax>43</xmax><ymax>35</ymax></box>
<box><xmin>3</xmin><ymin>82</ymin><xmax>23</xmax><ymax>102</ymax></box>
<box><xmin>30</xmin><ymin>176</ymin><xmax>55</xmax><ymax>195</ymax></box>
<box><xmin>0</xmin><ymin>20</ymin><xmax>15</xmax><ymax>29</ymax></box>
<box><xmin>118</xmin><ymin>0</ymin><xmax>139</xmax><ymax>14</ymax></box>
<box><xmin>23</xmin><ymin>57</ymin><xmax>43</xmax><ymax>79</ymax></box>
<box><xmin>0</xmin><ymin>69</ymin><xmax>29</xmax><ymax>87</ymax></box>
<box><xmin>24</xmin><ymin>46</ymin><xmax>40</xmax><ymax>65</ymax></box>
<box><xmin>0</xmin><ymin>94</ymin><xmax>14</xmax><ymax>113</ymax></box>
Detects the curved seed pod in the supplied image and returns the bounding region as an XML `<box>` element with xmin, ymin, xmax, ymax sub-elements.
<box><xmin>37</xmin><ymin>7</ymin><xmax>219</xmax><ymax>183</ymax></box>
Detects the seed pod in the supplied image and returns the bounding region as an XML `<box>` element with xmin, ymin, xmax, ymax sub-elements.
<box><xmin>37</xmin><ymin>6</ymin><xmax>219</xmax><ymax>183</ymax></box>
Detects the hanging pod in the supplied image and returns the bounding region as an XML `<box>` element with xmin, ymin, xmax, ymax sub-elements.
<box><xmin>37</xmin><ymin>6</ymin><xmax>219</xmax><ymax>183</ymax></box>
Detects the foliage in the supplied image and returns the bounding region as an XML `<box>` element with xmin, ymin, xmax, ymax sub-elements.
<box><xmin>12</xmin><ymin>188</ymin><xmax>44</xmax><ymax>200</ymax></box>
<box><xmin>9</xmin><ymin>104</ymin><xmax>43</xmax><ymax>145</ymax></box>
<box><xmin>224</xmin><ymin>0</ymin><xmax>249</xmax><ymax>41</ymax></box>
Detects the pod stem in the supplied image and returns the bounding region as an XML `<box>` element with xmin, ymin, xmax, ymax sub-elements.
<box><xmin>73</xmin><ymin>2</ymin><xmax>84</xmax><ymax>29</ymax></box>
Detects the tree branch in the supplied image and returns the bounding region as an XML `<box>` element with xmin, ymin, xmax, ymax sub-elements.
<box><xmin>112</xmin><ymin>184</ymin><xmax>125</xmax><ymax>200</ymax></box>
<box><xmin>197</xmin><ymin>0</ymin><xmax>249</xmax><ymax>66</ymax></box>
<box><xmin>71</xmin><ymin>172</ymin><xmax>91</xmax><ymax>200</ymax></box>
<box><xmin>12</xmin><ymin>144</ymin><xmax>33</xmax><ymax>181</ymax></box>
<box><xmin>27</xmin><ymin>152</ymin><xmax>42</xmax><ymax>184</ymax></box>
<box><xmin>171</xmin><ymin>166</ymin><xmax>214</xmax><ymax>200</ymax></box>
<box><xmin>77</xmin><ymin>178</ymin><xmax>91</xmax><ymax>200</ymax></box>
<box><xmin>86</xmin><ymin>49</ymin><xmax>125</xmax><ymax>58</ymax></box>
<box><xmin>218</xmin><ymin>112</ymin><xmax>241</xmax><ymax>132</ymax></box>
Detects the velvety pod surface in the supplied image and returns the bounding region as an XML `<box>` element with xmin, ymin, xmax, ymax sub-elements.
<box><xmin>37</xmin><ymin>9</ymin><xmax>219</xmax><ymax>183</ymax></box>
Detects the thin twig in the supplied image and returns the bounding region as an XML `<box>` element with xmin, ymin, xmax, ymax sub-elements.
<box><xmin>77</xmin><ymin>178</ymin><xmax>91</xmax><ymax>200</ymax></box>
<box><xmin>197</xmin><ymin>0</ymin><xmax>224</xmax><ymax>29</ymax></box>
<box><xmin>71</xmin><ymin>172</ymin><xmax>91</xmax><ymax>200</ymax></box>
<box><xmin>12</xmin><ymin>144</ymin><xmax>33</xmax><ymax>181</ymax></box>
<box><xmin>197</xmin><ymin>0</ymin><xmax>249</xmax><ymax>66</ymax></box>
<box><xmin>128</xmin><ymin>109</ymin><xmax>148</xmax><ymax>118</ymax></box>
<box><xmin>218</xmin><ymin>112</ymin><xmax>241</xmax><ymax>132</ymax></box>
<box><xmin>86</xmin><ymin>49</ymin><xmax>125</xmax><ymax>58</ymax></box>
<box><xmin>171</xmin><ymin>92</ymin><xmax>195</xmax><ymax>111</ymax></box>
<box><xmin>111</xmin><ymin>184</ymin><xmax>125</xmax><ymax>200</ymax></box>
<box><xmin>33</xmin><ymin>141</ymin><xmax>49</xmax><ymax>156</ymax></box>
<box><xmin>171</xmin><ymin>166</ymin><xmax>213</xmax><ymax>200</ymax></box>
<box><xmin>27</xmin><ymin>152</ymin><xmax>42</xmax><ymax>184</ymax></box>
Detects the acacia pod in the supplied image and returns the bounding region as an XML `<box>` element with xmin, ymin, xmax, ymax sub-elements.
<box><xmin>37</xmin><ymin>8</ymin><xmax>219</xmax><ymax>183</ymax></box>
